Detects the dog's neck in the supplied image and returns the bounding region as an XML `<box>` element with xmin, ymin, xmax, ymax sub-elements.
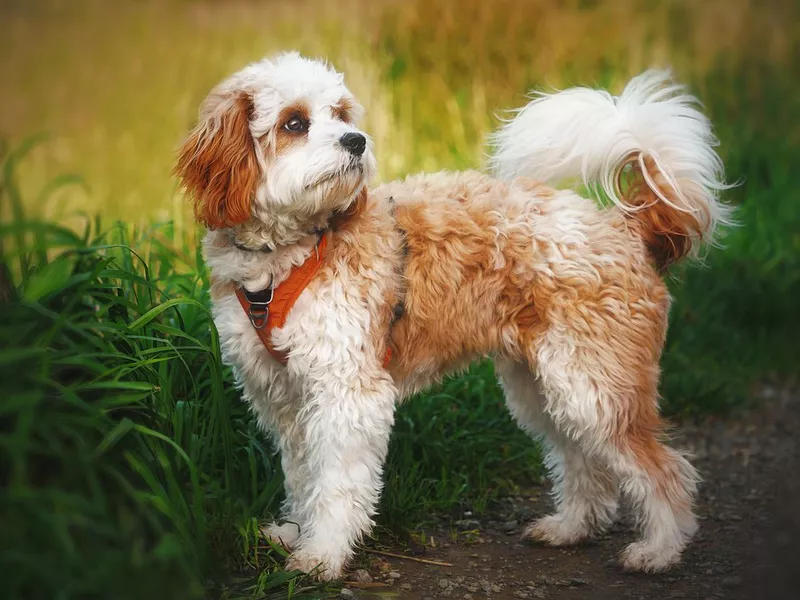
<box><xmin>229</xmin><ymin>187</ymin><xmax>367</xmax><ymax>252</ymax></box>
<box><xmin>205</xmin><ymin>188</ymin><xmax>368</xmax><ymax>292</ymax></box>
<box><xmin>204</xmin><ymin>226</ymin><xmax>322</xmax><ymax>294</ymax></box>
<box><xmin>228</xmin><ymin>212</ymin><xmax>332</xmax><ymax>252</ymax></box>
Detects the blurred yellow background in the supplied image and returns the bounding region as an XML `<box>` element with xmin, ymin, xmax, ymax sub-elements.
<box><xmin>0</xmin><ymin>0</ymin><xmax>794</xmax><ymax>227</ymax></box>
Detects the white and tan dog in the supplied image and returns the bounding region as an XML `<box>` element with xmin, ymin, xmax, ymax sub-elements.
<box><xmin>176</xmin><ymin>52</ymin><xmax>731</xmax><ymax>580</ymax></box>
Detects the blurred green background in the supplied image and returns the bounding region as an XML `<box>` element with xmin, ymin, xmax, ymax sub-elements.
<box><xmin>1</xmin><ymin>0</ymin><xmax>798</xmax><ymax>598</ymax></box>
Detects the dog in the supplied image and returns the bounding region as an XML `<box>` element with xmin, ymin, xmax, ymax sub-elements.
<box><xmin>175</xmin><ymin>52</ymin><xmax>731</xmax><ymax>580</ymax></box>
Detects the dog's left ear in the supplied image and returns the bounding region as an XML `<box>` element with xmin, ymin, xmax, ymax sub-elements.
<box><xmin>176</xmin><ymin>91</ymin><xmax>259</xmax><ymax>229</ymax></box>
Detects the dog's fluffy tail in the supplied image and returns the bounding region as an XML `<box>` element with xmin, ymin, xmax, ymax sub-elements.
<box><xmin>489</xmin><ymin>71</ymin><xmax>733</xmax><ymax>269</ymax></box>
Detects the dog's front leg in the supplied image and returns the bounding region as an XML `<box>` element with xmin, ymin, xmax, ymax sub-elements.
<box><xmin>283</xmin><ymin>358</ymin><xmax>397</xmax><ymax>580</ymax></box>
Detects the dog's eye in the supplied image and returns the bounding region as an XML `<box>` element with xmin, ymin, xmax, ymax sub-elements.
<box><xmin>284</xmin><ymin>116</ymin><xmax>308</xmax><ymax>133</ymax></box>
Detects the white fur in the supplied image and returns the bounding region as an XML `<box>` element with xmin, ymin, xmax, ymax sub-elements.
<box><xmin>489</xmin><ymin>70</ymin><xmax>734</xmax><ymax>250</ymax></box>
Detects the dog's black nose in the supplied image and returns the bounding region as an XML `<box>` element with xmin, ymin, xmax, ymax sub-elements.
<box><xmin>339</xmin><ymin>132</ymin><xmax>366</xmax><ymax>157</ymax></box>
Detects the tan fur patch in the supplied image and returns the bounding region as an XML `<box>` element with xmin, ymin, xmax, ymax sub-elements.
<box><xmin>364</xmin><ymin>171</ymin><xmax>677</xmax><ymax>459</ymax></box>
<box><xmin>332</xmin><ymin>98</ymin><xmax>355</xmax><ymax>123</ymax></box>
<box><xmin>623</xmin><ymin>154</ymin><xmax>706</xmax><ymax>270</ymax></box>
<box><xmin>175</xmin><ymin>92</ymin><xmax>258</xmax><ymax>229</ymax></box>
<box><xmin>377</xmin><ymin>172</ymin><xmax>546</xmax><ymax>380</ymax></box>
<box><xmin>315</xmin><ymin>188</ymin><xmax>405</xmax><ymax>377</ymax></box>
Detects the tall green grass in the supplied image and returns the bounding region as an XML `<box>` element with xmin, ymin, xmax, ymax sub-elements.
<box><xmin>0</xmin><ymin>141</ymin><xmax>318</xmax><ymax>598</ymax></box>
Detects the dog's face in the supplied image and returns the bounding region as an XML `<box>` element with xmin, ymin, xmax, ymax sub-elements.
<box><xmin>176</xmin><ymin>53</ymin><xmax>375</xmax><ymax>233</ymax></box>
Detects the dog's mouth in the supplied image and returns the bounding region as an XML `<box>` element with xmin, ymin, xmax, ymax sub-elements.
<box><xmin>308</xmin><ymin>160</ymin><xmax>364</xmax><ymax>191</ymax></box>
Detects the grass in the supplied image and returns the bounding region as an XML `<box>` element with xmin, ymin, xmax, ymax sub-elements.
<box><xmin>1</xmin><ymin>0</ymin><xmax>799</xmax><ymax>598</ymax></box>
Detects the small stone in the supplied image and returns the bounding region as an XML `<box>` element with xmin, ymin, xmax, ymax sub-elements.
<box><xmin>568</xmin><ymin>578</ymin><xmax>589</xmax><ymax>587</ymax></box>
<box><xmin>532</xmin><ymin>589</ymin><xmax>547</xmax><ymax>599</ymax></box>
<box><xmin>339</xmin><ymin>589</ymin><xmax>355</xmax><ymax>598</ymax></box>
<box><xmin>456</xmin><ymin>519</ymin><xmax>481</xmax><ymax>530</ymax></box>
<box><xmin>514</xmin><ymin>590</ymin><xmax>530</xmax><ymax>598</ymax></box>
<box><xmin>388</xmin><ymin>571</ymin><xmax>401</xmax><ymax>579</ymax></box>
<box><xmin>463</xmin><ymin>595</ymin><xmax>473</xmax><ymax>600</ymax></box>
<box><xmin>439</xmin><ymin>578</ymin><xmax>452</xmax><ymax>589</ymax></box>
<box><xmin>399</xmin><ymin>583</ymin><xmax>412</xmax><ymax>591</ymax></box>
<box><xmin>353</xmin><ymin>569</ymin><xmax>372</xmax><ymax>584</ymax></box>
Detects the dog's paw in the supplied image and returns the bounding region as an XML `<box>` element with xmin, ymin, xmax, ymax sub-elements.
<box><xmin>260</xmin><ymin>521</ymin><xmax>301</xmax><ymax>550</ymax></box>
<box><xmin>521</xmin><ymin>514</ymin><xmax>591</xmax><ymax>547</ymax></box>
<box><xmin>619</xmin><ymin>540</ymin><xmax>681</xmax><ymax>573</ymax></box>
<box><xmin>284</xmin><ymin>548</ymin><xmax>347</xmax><ymax>581</ymax></box>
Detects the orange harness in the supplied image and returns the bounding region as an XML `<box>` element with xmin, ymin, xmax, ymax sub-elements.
<box><xmin>235</xmin><ymin>232</ymin><xmax>393</xmax><ymax>368</ymax></box>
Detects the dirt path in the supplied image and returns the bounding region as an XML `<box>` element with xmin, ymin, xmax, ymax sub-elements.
<box><xmin>347</xmin><ymin>384</ymin><xmax>799</xmax><ymax>600</ymax></box>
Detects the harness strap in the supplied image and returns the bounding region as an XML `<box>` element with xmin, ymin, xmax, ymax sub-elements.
<box><xmin>235</xmin><ymin>232</ymin><xmax>393</xmax><ymax>368</ymax></box>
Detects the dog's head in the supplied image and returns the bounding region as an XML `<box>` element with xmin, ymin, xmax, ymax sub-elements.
<box><xmin>176</xmin><ymin>53</ymin><xmax>375</xmax><ymax>237</ymax></box>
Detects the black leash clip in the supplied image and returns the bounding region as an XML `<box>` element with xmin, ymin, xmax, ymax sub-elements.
<box><xmin>242</xmin><ymin>279</ymin><xmax>274</xmax><ymax>330</ymax></box>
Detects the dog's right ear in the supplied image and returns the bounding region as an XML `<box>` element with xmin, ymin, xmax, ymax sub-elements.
<box><xmin>175</xmin><ymin>91</ymin><xmax>259</xmax><ymax>229</ymax></box>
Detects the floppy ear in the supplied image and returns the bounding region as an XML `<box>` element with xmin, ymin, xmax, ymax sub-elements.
<box><xmin>175</xmin><ymin>91</ymin><xmax>259</xmax><ymax>229</ymax></box>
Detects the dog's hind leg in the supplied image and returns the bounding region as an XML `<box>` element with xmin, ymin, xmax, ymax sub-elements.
<box><xmin>604</xmin><ymin>427</ymin><xmax>699</xmax><ymax>572</ymax></box>
<box><xmin>496</xmin><ymin>358</ymin><xmax>619</xmax><ymax>546</ymax></box>
<box><xmin>530</xmin><ymin>313</ymin><xmax>699</xmax><ymax>572</ymax></box>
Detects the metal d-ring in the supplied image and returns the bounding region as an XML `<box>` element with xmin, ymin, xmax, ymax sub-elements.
<box><xmin>247</xmin><ymin>303</ymin><xmax>270</xmax><ymax>329</ymax></box>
